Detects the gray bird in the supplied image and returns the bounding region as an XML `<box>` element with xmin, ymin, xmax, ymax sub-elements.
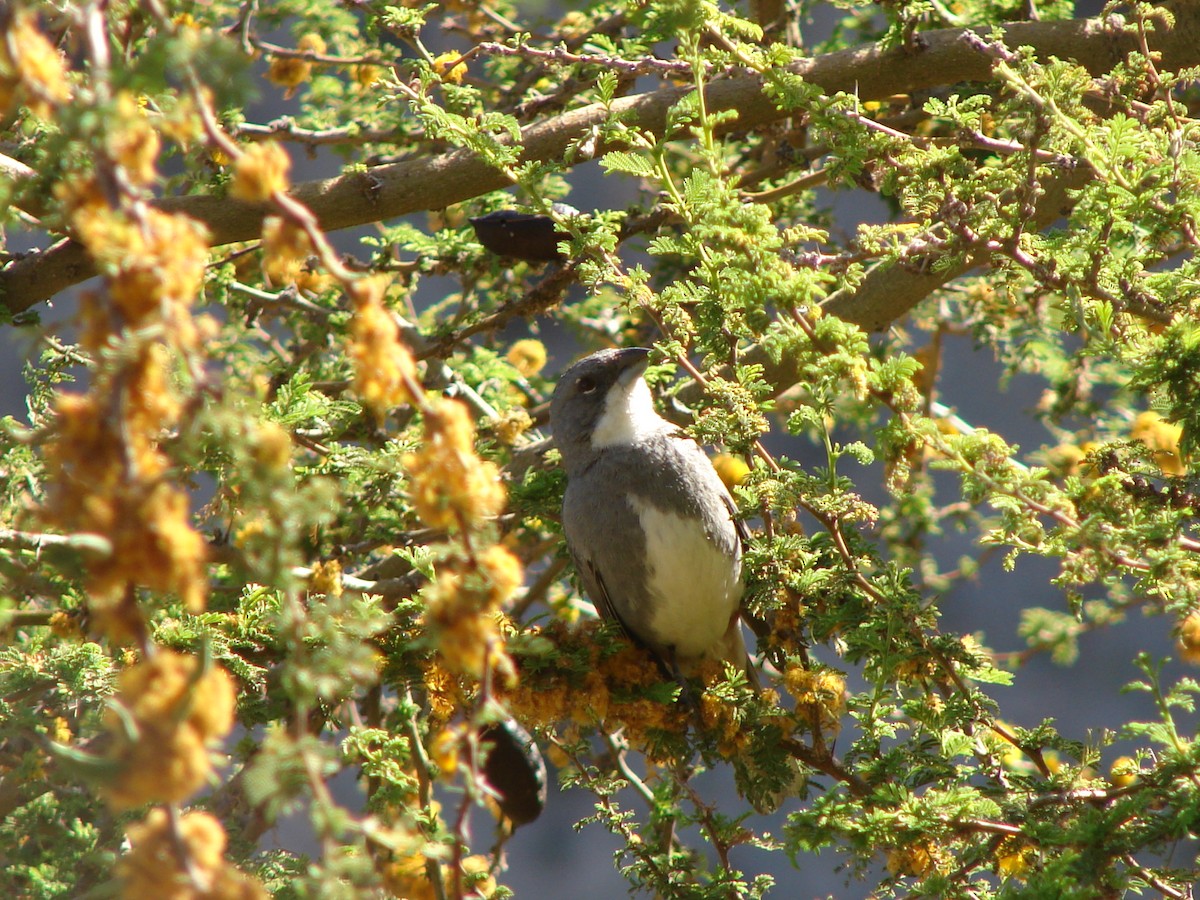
<box><xmin>550</xmin><ymin>347</ymin><xmax>754</xmax><ymax>681</ymax></box>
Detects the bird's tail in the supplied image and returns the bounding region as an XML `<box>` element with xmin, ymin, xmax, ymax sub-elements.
<box><xmin>708</xmin><ymin>615</ymin><xmax>760</xmax><ymax>690</ymax></box>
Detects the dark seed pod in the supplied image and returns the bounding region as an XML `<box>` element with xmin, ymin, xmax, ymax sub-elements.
<box><xmin>479</xmin><ymin>718</ymin><xmax>547</xmax><ymax>827</ymax></box>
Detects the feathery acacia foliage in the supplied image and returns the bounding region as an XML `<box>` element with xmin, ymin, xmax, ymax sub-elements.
<box><xmin>2</xmin><ymin>0</ymin><xmax>1200</xmax><ymax>897</ymax></box>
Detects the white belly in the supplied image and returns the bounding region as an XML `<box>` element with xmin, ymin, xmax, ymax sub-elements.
<box><xmin>629</xmin><ymin>496</ymin><xmax>741</xmax><ymax>659</ymax></box>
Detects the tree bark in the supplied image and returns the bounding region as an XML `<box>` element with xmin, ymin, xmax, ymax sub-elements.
<box><xmin>2</xmin><ymin>4</ymin><xmax>1197</xmax><ymax>322</ymax></box>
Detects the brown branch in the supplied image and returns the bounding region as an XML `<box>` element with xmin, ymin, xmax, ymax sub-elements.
<box><xmin>3</xmin><ymin>4</ymin><xmax>1199</xmax><ymax>318</ymax></box>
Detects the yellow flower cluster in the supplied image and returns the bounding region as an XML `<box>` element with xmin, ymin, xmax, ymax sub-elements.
<box><xmin>307</xmin><ymin>558</ymin><xmax>343</xmax><ymax>598</ymax></box>
<box><xmin>260</xmin><ymin>215</ymin><xmax>315</xmax><ymax>287</ymax></box>
<box><xmin>351</xmin><ymin>64</ymin><xmax>383</xmax><ymax>89</ymax></box>
<box><xmin>252</xmin><ymin>421</ymin><xmax>293</xmax><ymax>471</ymax></box>
<box><xmin>108</xmin><ymin>93</ymin><xmax>161</xmax><ymax>188</ymax></box>
<box><xmin>994</xmin><ymin>837</ymin><xmax>1034</xmax><ymax>880</ymax></box>
<box><xmin>230</xmin><ymin>141</ymin><xmax>291</xmax><ymax>203</ymax></box>
<box><xmin>886</xmin><ymin>841</ymin><xmax>942</xmax><ymax>878</ymax></box>
<box><xmin>423</xmin><ymin>660</ymin><xmax>464</xmax><ymax>724</ymax></box>
<box><xmin>699</xmin><ymin>688</ymin><xmax>748</xmax><ymax>758</ymax></box>
<box><xmin>0</xmin><ymin>11</ymin><xmax>72</xmax><ymax>118</ymax></box>
<box><xmin>348</xmin><ymin>277</ymin><xmax>418</xmax><ymax>421</ymax></box>
<box><xmin>267</xmin><ymin>34</ymin><xmax>326</xmax><ymax>94</ymax></box>
<box><xmin>118</xmin><ymin>808</ymin><xmax>266</xmax><ymax>900</ymax></box>
<box><xmin>1177</xmin><ymin>611</ymin><xmax>1200</xmax><ymax>665</ymax></box>
<box><xmin>711</xmin><ymin>452</ymin><xmax>750</xmax><ymax>491</ymax></box>
<box><xmin>493</xmin><ymin>408</ymin><xmax>533</xmax><ymax>445</ymax></box>
<box><xmin>65</xmin><ymin>185</ymin><xmax>209</xmax><ymax>332</ymax></box>
<box><xmin>783</xmin><ymin>666</ymin><xmax>846</xmax><ymax>736</ymax></box>
<box><xmin>381</xmin><ymin>852</ymin><xmax>437</xmax><ymax>900</ymax></box>
<box><xmin>499</xmin><ymin>623</ymin><xmax>685</xmax><ymax>750</ymax></box>
<box><xmin>382</xmin><ymin>852</ymin><xmax>496</xmax><ymax>900</ymax></box>
<box><xmin>43</xmin><ymin>346</ymin><xmax>208</xmax><ymax>630</ymax></box>
<box><xmin>426</xmin><ymin>544</ymin><xmax>522</xmax><ymax>679</ymax></box>
<box><xmin>103</xmin><ymin>651</ymin><xmax>236</xmax><ymax>809</ymax></box>
<box><xmin>507</xmin><ymin>339</ymin><xmax>547</xmax><ymax>376</ymax></box>
<box><xmin>431</xmin><ymin>51</ymin><xmax>468</xmax><ymax>85</ymax></box>
<box><xmin>1131</xmin><ymin>411</ymin><xmax>1186</xmax><ymax>476</ymax></box>
<box><xmin>404</xmin><ymin>398</ymin><xmax>506</xmax><ymax>530</ymax></box>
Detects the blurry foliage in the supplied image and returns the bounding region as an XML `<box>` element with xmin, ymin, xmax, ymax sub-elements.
<box><xmin>2</xmin><ymin>0</ymin><xmax>1200</xmax><ymax>897</ymax></box>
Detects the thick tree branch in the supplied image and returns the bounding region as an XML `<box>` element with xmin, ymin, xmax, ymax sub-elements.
<box><xmin>2</xmin><ymin>4</ymin><xmax>1198</xmax><ymax>318</ymax></box>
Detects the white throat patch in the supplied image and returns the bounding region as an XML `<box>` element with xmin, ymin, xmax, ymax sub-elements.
<box><xmin>590</xmin><ymin>376</ymin><xmax>671</xmax><ymax>448</ymax></box>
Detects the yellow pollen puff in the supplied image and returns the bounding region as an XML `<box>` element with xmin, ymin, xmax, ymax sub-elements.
<box><xmin>352</xmin><ymin>63</ymin><xmax>383</xmax><ymax>88</ymax></box>
<box><xmin>1131</xmin><ymin>411</ymin><xmax>1186</xmax><ymax>476</ymax></box>
<box><xmin>1177</xmin><ymin>611</ymin><xmax>1200</xmax><ymax>665</ymax></box>
<box><xmin>886</xmin><ymin>842</ymin><xmax>939</xmax><ymax>878</ymax></box>
<box><xmin>297</xmin><ymin>33</ymin><xmax>327</xmax><ymax>55</ymax></box>
<box><xmin>48</xmin><ymin>610</ymin><xmax>81</xmax><ymax>639</ymax></box>
<box><xmin>267</xmin><ymin>33</ymin><xmax>325</xmax><ymax>92</ymax></box>
<box><xmin>995</xmin><ymin>838</ymin><xmax>1033</xmax><ymax>880</ymax></box>
<box><xmin>382</xmin><ymin>852</ymin><xmax>437</xmax><ymax>900</ymax></box>
<box><xmin>253</xmin><ymin>421</ymin><xmax>294</xmax><ymax>470</ymax></box>
<box><xmin>506</xmin><ymin>339</ymin><xmax>548</xmax><ymax>377</ymax></box>
<box><xmin>494</xmin><ymin>408</ymin><xmax>533</xmax><ymax>445</ymax></box>
<box><xmin>70</xmin><ymin>206</ymin><xmax>210</xmax><ymax>325</ymax></box>
<box><xmin>461</xmin><ymin>855</ymin><xmax>497</xmax><ymax>898</ymax></box>
<box><xmin>712</xmin><ymin>453</ymin><xmax>750</xmax><ymax>490</ymax></box>
<box><xmin>477</xmin><ymin>544</ymin><xmax>524</xmax><ymax>606</ymax></box>
<box><xmin>432</xmin><ymin>51</ymin><xmax>468</xmax><ymax>84</ymax></box>
<box><xmin>230</xmin><ymin>140</ymin><xmax>291</xmax><ymax>202</ymax></box>
<box><xmin>308</xmin><ymin>558</ymin><xmax>344</xmax><ymax>598</ymax></box>
<box><xmin>430</xmin><ymin>727</ymin><xmax>462</xmax><ymax>777</ymax></box>
<box><xmin>1109</xmin><ymin>755</ymin><xmax>1139</xmax><ymax>788</ymax></box>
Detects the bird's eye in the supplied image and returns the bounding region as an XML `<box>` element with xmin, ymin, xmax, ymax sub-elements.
<box><xmin>576</xmin><ymin>375</ymin><xmax>597</xmax><ymax>394</ymax></box>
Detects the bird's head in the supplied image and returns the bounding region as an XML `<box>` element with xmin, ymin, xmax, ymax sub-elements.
<box><xmin>549</xmin><ymin>347</ymin><xmax>670</xmax><ymax>471</ymax></box>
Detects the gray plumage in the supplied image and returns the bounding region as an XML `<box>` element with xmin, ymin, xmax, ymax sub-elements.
<box><xmin>550</xmin><ymin>347</ymin><xmax>752</xmax><ymax>676</ymax></box>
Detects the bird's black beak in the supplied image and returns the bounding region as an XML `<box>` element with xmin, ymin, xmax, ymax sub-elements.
<box><xmin>611</xmin><ymin>347</ymin><xmax>651</xmax><ymax>383</ymax></box>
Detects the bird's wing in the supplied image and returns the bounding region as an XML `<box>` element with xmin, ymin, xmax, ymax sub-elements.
<box><xmin>721</xmin><ymin>491</ymin><xmax>752</xmax><ymax>554</ymax></box>
<box><xmin>570</xmin><ymin>546</ymin><xmax>636</xmax><ymax>644</ymax></box>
